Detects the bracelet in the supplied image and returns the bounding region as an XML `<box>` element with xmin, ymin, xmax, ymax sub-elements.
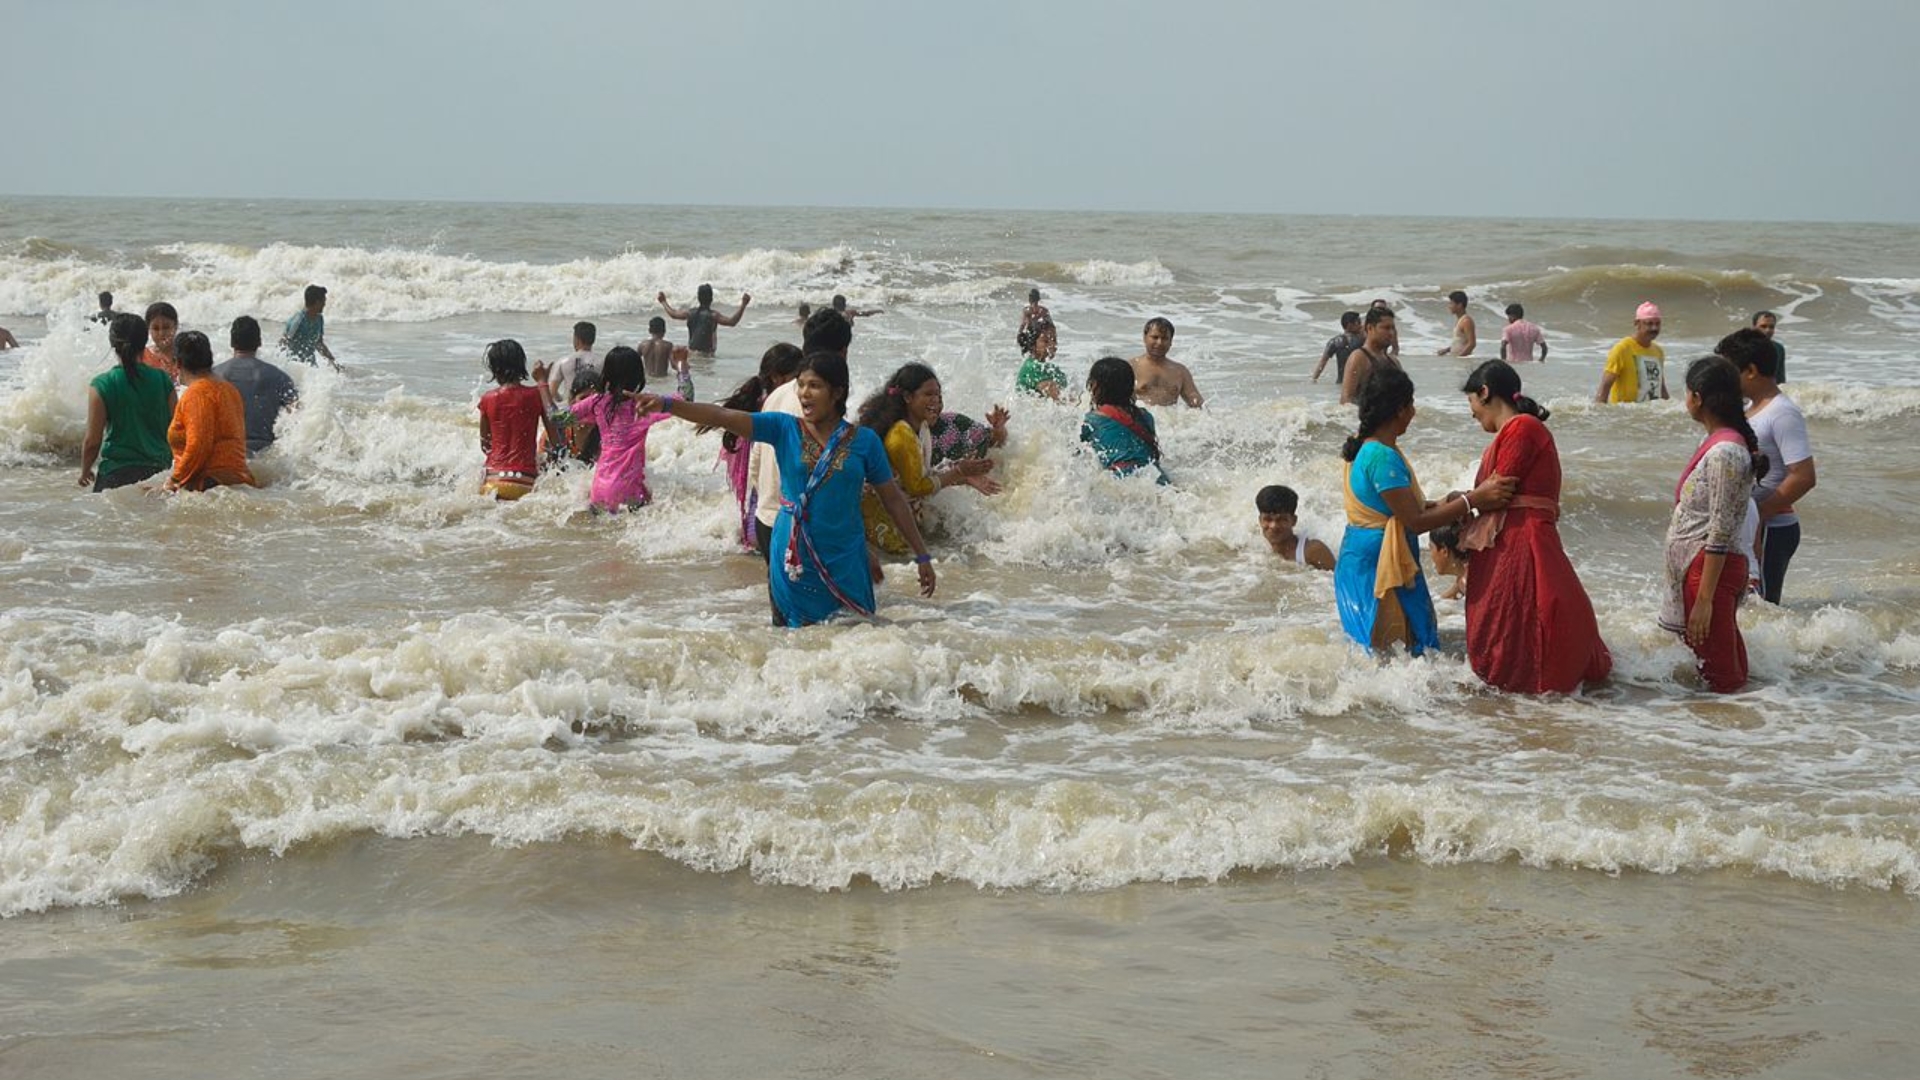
<box><xmin>1460</xmin><ymin>492</ymin><xmax>1475</xmax><ymax>517</ymax></box>
<box><xmin>913</xmin><ymin>553</ymin><xmax>932</xmax><ymax>565</ymax></box>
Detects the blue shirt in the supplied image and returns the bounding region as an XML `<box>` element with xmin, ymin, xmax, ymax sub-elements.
<box><xmin>283</xmin><ymin>310</ymin><xmax>325</xmax><ymax>364</ymax></box>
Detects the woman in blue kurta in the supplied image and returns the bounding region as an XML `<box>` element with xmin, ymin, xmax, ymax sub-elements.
<box><xmin>638</xmin><ymin>353</ymin><xmax>936</xmax><ymax>626</ymax></box>
<box><xmin>1334</xmin><ymin>368</ymin><xmax>1515</xmax><ymax>654</ymax></box>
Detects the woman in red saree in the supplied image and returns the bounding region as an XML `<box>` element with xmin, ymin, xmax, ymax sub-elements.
<box><xmin>1459</xmin><ymin>361</ymin><xmax>1612</xmax><ymax>693</ymax></box>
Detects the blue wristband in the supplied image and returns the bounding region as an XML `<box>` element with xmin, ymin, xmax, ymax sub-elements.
<box><xmin>913</xmin><ymin>553</ymin><xmax>932</xmax><ymax>565</ymax></box>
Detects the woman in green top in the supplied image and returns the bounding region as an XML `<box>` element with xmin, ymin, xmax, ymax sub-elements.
<box><xmin>1015</xmin><ymin>315</ymin><xmax>1067</xmax><ymax>401</ymax></box>
<box><xmin>79</xmin><ymin>313</ymin><xmax>176</xmax><ymax>491</ymax></box>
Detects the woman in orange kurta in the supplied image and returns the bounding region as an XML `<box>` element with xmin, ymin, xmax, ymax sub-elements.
<box><xmin>1459</xmin><ymin>360</ymin><xmax>1610</xmax><ymax>692</ymax></box>
<box><xmin>164</xmin><ymin>331</ymin><xmax>256</xmax><ymax>493</ymax></box>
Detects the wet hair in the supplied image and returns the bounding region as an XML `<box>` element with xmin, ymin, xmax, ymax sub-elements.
<box><xmin>1462</xmin><ymin>359</ymin><xmax>1550</xmax><ymax>423</ymax></box>
<box><xmin>145</xmin><ymin>301</ymin><xmax>178</xmax><ymax>326</ymax></box>
<box><xmin>485</xmin><ymin>339</ymin><xmax>530</xmax><ymax>385</ymax></box>
<box><xmin>1016</xmin><ymin>313</ymin><xmax>1056</xmax><ymax>356</ymax></box>
<box><xmin>230</xmin><ymin>315</ymin><xmax>262</xmax><ymax>352</ymax></box>
<box><xmin>570</xmin><ymin>367</ymin><xmax>604</xmax><ymax>400</ymax></box>
<box><xmin>832</xmin><ymin>294</ymin><xmax>848</xmax><ymax>311</ymax></box>
<box><xmin>175</xmin><ymin>330</ymin><xmax>215</xmax><ymax>375</ymax></box>
<box><xmin>1716</xmin><ymin>328</ymin><xmax>1777</xmax><ymax>380</ymax></box>
<box><xmin>801</xmin><ymin>308</ymin><xmax>853</xmax><ymax>355</ymax></box>
<box><xmin>1339</xmin><ymin>311</ymin><xmax>1361</xmax><ymax>330</ymax></box>
<box><xmin>1363</xmin><ymin>306</ymin><xmax>1395</xmax><ymax>330</ymax></box>
<box><xmin>648</xmin><ymin>316</ymin><xmax>666</xmax><ymax>336</ymax></box>
<box><xmin>797</xmin><ymin>351</ymin><xmax>853</xmax><ymax>417</ymax></box>
<box><xmin>97</xmin><ymin>291</ymin><xmax>113</xmax><ymax>308</ymax></box>
<box><xmin>1684</xmin><ymin>356</ymin><xmax>1768</xmax><ymax>480</ymax></box>
<box><xmin>1429</xmin><ymin>523</ymin><xmax>1463</xmax><ymax>557</ymax></box>
<box><xmin>1143</xmin><ymin>316</ymin><xmax>1175</xmax><ymax>338</ymax></box>
<box><xmin>707</xmin><ymin>342</ymin><xmax>804</xmax><ymax>448</ymax></box>
<box><xmin>107</xmin><ymin>312</ymin><xmax>149</xmax><ymax>376</ymax></box>
<box><xmin>1448</xmin><ymin>290</ymin><xmax>1469</xmax><ymax>306</ymax></box>
<box><xmin>797</xmin><ymin>302</ymin><xmax>812</xmax><ymax>319</ymax></box>
<box><xmin>1505</xmin><ymin>303</ymin><xmax>1525</xmax><ymax>319</ymax></box>
<box><xmin>600</xmin><ymin>345</ymin><xmax>645</xmax><ymax>400</ymax></box>
<box><xmin>1087</xmin><ymin>356</ymin><xmax>1158</xmax><ymax>460</ymax></box>
<box><xmin>1342</xmin><ymin>367</ymin><xmax>1416</xmax><ymax>462</ymax></box>
<box><xmin>1751</xmin><ymin>310</ymin><xmax>1776</xmax><ymax>326</ymax></box>
<box><xmin>857</xmin><ymin>362</ymin><xmax>939</xmax><ymax>436</ymax></box>
<box><xmin>303</xmin><ymin>284</ymin><xmax>327</xmax><ymax>308</ymax></box>
<box><xmin>1255</xmin><ymin>485</ymin><xmax>1299</xmax><ymax>516</ymax></box>
<box><xmin>697</xmin><ymin>283</ymin><xmax>714</xmax><ymax>306</ymax></box>
<box><xmin>1028</xmin><ymin>288</ymin><xmax>1041</xmax><ymax>304</ymax></box>
<box><xmin>573</xmin><ymin>321</ymin><xmax>596</xmax><ymax>348</ymax></box>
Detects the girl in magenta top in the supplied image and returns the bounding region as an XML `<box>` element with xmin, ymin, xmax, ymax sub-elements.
<box><xmin>539</xmin><ymin>346</ymin><xmax>675</xmax><ymax>512</ymax></box>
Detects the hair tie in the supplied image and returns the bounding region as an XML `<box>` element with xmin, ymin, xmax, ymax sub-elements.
<box><xmin>887</xmin><ymin>386</ymin><xmax>901</xmax><ymax>396</ymax></box>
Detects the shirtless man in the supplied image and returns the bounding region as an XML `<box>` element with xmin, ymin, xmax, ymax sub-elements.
<box><xmin>1437</xmin><ymin>290</ymin><xmax>1476</xmax><ymax>356</ymax></box>
<box><xmin>658</xmin><ymin>283</ymin><xmax>749</xmax><ymax>357</ymax></box>
<box><xmin>831</xmin><ymin>294</ymin><xmax>883</xmax><ymax>319</ymax></box>
<box><xmin>1369</xmin><ymin>299</ymin><xmax>1400</xmax><ymax>359</ymax></box>
<box><xmin>1341</xmin><ymin>306</ymin><xmax>1402</xmax><ymax>405</ymax></box>
<box><xmin>1130</xmin><ymin>317</ymin><xmax>1203</xmax><ymax>407</ymax></box>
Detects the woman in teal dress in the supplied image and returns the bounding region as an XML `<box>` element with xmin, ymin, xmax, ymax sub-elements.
<box><xmin>1079</xmin><ymin>356</ymin><xmax>1168</xmax><ymax>484</ymax></box>
<box><xmin>1334</xmin><ymin>368</ymin><xmax>1513</xmax><ymax>654</ymax></box>
<box><xmin>639</xmin><ymin>353</ymin><xmax>936</xmax><ymax>627</ymax></box>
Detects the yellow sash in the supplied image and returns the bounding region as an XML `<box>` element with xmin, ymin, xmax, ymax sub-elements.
<box><xmin>1344</xmin><ymin>447</ymin><xmax>1425</xmax><ymax>599</ymax></box>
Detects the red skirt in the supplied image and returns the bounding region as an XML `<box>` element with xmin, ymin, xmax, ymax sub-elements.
<box><xmin>1465</xmin><ymin>511</ymin><xmax>1612</xmax><ymax>694</ymax></box>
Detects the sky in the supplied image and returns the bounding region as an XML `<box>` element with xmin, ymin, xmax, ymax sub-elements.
<box><xmin>6</xmin><ymin>0</ymin><xmax>1917</xmax><ymax>222</ymax></box>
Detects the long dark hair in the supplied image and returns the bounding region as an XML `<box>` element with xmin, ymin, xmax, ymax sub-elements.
<box><xmin>1086</xmin><ymin>356</ymin><xmax>1157</xmax><ymax>459</ymax></box>
<box><xmin>107</xmin><ymin>312</ymin><xmax>149</xmax><ymax>377</ymax></box>
<box><xmin>1685</xmin><ymin>356</ymin><xmax>1768</xmax><ymax>479</ymax></box>
<box><xmin>798</xmin><ymin>351</ymin><xmax>851</xmax><ymax>418</ymax></box>
<box><xmin>857</xmin><ymin>362</ymin><xmax>939</xmax><ymax>435</ymax></box>
<box><xmin>704</xmin><ymin>342</ymin><xmax>802</xmax><ymax>449</ymax></box>
<box><xmin>598</xmin><ymin>346</ymin><xmax>645</xmax><ymax>421</ymax></box>
<box><xmin>485</xmin><ymin>339</ymin><xmax>529</xmax><ymax>385</ymax></box>
<box><xmin>174</xmin><ymin>330</ymin><xmax>214</xmax><ymax>375</ymax></box>
<box><xmin>1342</xmin><ymin>367</ymin><xmax>1415</xmax><ymax>462</ymax></box>
<box><xmin>1461</xmin><ymin>359</ymin><xmax>1549</xmax><ymax>423</ymax></box>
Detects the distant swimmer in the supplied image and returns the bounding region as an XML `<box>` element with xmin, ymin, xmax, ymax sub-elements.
<box><xmin>1437</xmin><ymin>290</ymin><xmax>1476</xmax><ymax>356</ymax></box>
<box><xmin>658</xmin><ymin>284</ymin><xmax>749</xmax><ymax>358</ymax></box>
<box><xmin>1130</xmin><ymin>317</ymin><xmax>1203</xmax><ymax>407</ymax></box>
<box><xmin>1594</xmin><ymin>301</ymin><xmax>1668</xmax><ymax>403</ymax></box>
<box><xmin>0</xmin><ymin>327</ymin><xmax>16</xmax><ymax>350</ymax></box>
<box><xmin>1499</xmin><ymin>303</ymin><xmax>1548</xmax><ymax>363</ymax></box>
<box><xmin>831</xmin><ymin>294</ymin><xmax>883</xmax><ymax>319</ymax></box>
<box><xmin>1019</xmin><ymin>288</ymin><xmax>1050</xmax><ymax>335</ymax></box>
<box><xmin>1256</xmin><ymin>485</ymin><xmax>1335</xmax><ymax>570</ymax></box>
<box><xmin>1369</xmin><ymin>298</ymin><xmax>1400</xmax><ymax>359</ymax></box>
<box><xmin>1341</xmin><ymin>306</ymin><xmax>1402</xmax><ymax>405</ymax></box>
<box><xmin>91</xmin><ymin>291</ymin><xmax>118</xmax><ymax>326</ymax></box>
<box><xmin>1312</xmin><ymin>311</ymin><xmax>1363</xmax><ymax>386</ymax></box>
<box><xmin>641</xmin><ymin>316</ymin><xmax>692</xmax><ymax>397</ymax></box>
<box><xmin>794</xmin><ymin>302</ymin><xmax>812</xmax><ymax>328</ymax></box>
<box><xmin>281</xmin><ymin>284</ymin><xmax>340</xmax><ymax>370</ymax></box>
<box><xmin>1751</xmin><ymin>310</ymin><xmax>1786</xmax><ymax>383</ymax></box>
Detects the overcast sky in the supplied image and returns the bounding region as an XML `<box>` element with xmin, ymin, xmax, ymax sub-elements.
<box><xmin>6</xmin><ymin>0</ymin><xmax>1915</xmax><ymax>222</ymax></box>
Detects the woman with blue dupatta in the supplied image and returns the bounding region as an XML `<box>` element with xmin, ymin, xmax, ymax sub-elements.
<box><xmin>1334</xmin><ymin>368</ymin><xmax>1514</xmax><ymax>654</ymax></box>
<box><xmin>638</xmin><ymin>352</ymin><xmax>936</xmax><ymax>626</ymax></box>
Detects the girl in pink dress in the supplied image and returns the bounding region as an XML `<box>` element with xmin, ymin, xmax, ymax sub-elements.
<box><xmin>538</xmin><ymin>346</ymin><xmax>675</xmax><ymax>513</ymax></box>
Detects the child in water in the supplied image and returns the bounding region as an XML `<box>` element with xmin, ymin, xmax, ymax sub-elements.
<box><xmin>1079</xmin><ymin>356</ymin><xmax>1167</xmax><ymax>484</ymax></box>
<box><xmin>1016</xmin><ymin>315</ymin><xmax>1067</xmax><ymax>401</ymax></box>
<box><xmin>478</xmin><ymin>339</ymin><xmax>560</xmax><ymax>500</ymax></box>
<box><xmin>537</xmin><ymin>345</ymin><xmax>676</xmax><ymax>512</ymax></box>
<box><xmin>1428</xmin><ymin>523</ymin><xmax>1468</xmax><ymax>601</ymax></box>
<box><xmin>1256</xmin><ymin>485</ymin><xmax>1335</xmax><ymax>570</ymax></box>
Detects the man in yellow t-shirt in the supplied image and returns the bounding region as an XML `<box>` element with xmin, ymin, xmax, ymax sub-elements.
<box><xmin>1594</xmin><ymin>301</ymin><xmax>1668</xmax><ymax>403</ymax></box>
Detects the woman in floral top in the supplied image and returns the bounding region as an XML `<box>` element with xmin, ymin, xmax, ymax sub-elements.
<box><xmin>1661</xmin><ymin>356</ymin><xmax>1769</xmax><ymax>692</ymax></box>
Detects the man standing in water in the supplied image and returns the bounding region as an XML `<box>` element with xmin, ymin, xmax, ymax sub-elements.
<box><xmin>214</xmin><ymin>316</ymin><xmax>299</xmax><ymax>455</ymax></box>
<box><xmin>1722</xmin><ymin>327</ymin><xmax>1816</xmax><ymax>604</ymax></box>
<box><xmin>281</xmin><ymin>284</ymin><xmax>340</xmax><ymax>370</ymax></box>
<box><xmin>1131</xmin><ymin>317</ymin><xmax>1204</xmax><ymax>407</ymax></box>
<box><xmin>1313</xmin><ymin>311</ymin><xmax>1363</xmax><ymax>386</ymax></box>
<box><xmin>1499</xmin><ymin>303</ymin><xmax>1549</xmax><ymax>363</ymax></box>
<box><xmin>1341</xmin><ymin>306</ymin><xmax>1401</xmax><ymax>405</ymax></box>
<box><xmin>1752</xmin><ymin>310</ymin><xmax>1786</xmax><ymax>383</ymax></box>
<box><xmin>91</xmin><ymin>291</ymin><xmax>118</xmax><ymax>325</ymax></box>
<box><xmin>1437</xmin><ymin>290</ymin><xmax>1477</xmax><ymax>356</ymax></box>
<box><xmin>1593</xmin><ymin>302</ymin><xmax>1667</xmax><ymax>403</ymax></box>
<box><xmin>657</xmin><ymin>284</ymin><xmax>749</xmax><ymax>358</ymax></box>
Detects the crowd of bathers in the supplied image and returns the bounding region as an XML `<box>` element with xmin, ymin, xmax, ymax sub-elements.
<box><xmin>65</xmin><ymin>279</ymin><xmax>1814</xmax><ymax>695</ymax></box>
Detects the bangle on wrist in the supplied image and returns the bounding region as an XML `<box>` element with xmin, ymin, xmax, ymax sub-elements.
<box><xmin>1460</xmin><ymin>492</ymin><xmax>1474</xmax><ymax>517</ymax></box>
<box><xmin>913</xmin><ymin>553</ymin><xmax>932</xmax><ymax>565</ymax></box>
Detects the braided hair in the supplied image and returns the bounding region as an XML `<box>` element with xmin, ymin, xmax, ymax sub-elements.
<box><xmin>107</xmin><ymin>312</ymin><xmax>149</xmax><ymax>377</ymax></box>
<box><xmin>1685</xmin><ymin>356</ymin><xmax>1768</xmax><ymax>480</ymax></box>
<box><xmin>1342</xmin><ymin>367</ymin><xmax>1416</xmax><ymax>462</ymax></box>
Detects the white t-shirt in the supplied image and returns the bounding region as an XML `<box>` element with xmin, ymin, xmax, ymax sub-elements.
<box><xmin>1749</xmin><ymin>393</ymin><xmax>1810</xmax><ymax>528</ymax></box>
<box><xmin>548</xmin><ymin>350</ymin><xmax>598</xmax><ymax>405</ymax></box>
<box><xmin>750</xmin><ymin>379</ymin><xmax>803</xmax><ymax>529</ymax></box>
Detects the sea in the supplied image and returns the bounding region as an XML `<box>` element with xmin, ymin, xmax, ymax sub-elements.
<box><xmin>1</xmin><ymin>195</ymin><xmax>1917</xmax><ymax>1079</ymax></box>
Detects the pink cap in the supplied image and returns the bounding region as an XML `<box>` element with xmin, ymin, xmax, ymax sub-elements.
<box><xmin>1635</xmin><ymin>301</ymin><xmax>1662</xmax><ymax>321</ymax></box>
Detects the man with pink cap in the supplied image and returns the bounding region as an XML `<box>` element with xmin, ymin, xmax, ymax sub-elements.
<box><xmin>1594</xmin><ymin>301</ymin><xmax>1669</xmax><ymax>403</ymax></box>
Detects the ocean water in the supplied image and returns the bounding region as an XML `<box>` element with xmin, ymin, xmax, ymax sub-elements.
<box><xmin>1</xmin><ymin>196</ymin><xmax>1917</xmax><ymax>1077</ymax></box>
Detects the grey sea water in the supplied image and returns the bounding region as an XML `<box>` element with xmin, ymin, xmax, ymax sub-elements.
<box><xmin>1</xmin><ymin>196</ymin><xmax>1917</xmax><ymax>1077</ymax></box>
